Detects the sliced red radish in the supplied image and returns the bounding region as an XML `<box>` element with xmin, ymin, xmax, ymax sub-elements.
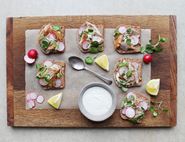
<box><xmin>57</xmin><ymin>42</ymin><xmax>65</xmax><ymax>52</ymax></box>
<box><xmin>125</xmin><ymin>107</ymin><xmax>136</xmax><ymax>118</ymax></box>
<box><xmin>36</xmin><ymin>95</ymin><xmax>45</xmax><ymax>104</ymax></box>
<box><xmin>24</xmin><ymin>55</ymin><xmax>35</xmax><ymax>64</ymax></box>
<box><xmin>39</xmin><ymin>79</ymin><xmax>49</xmax><ymax>86</ymax></box>
<box><xmin>54</xmin><ymin>79</ymin><xmax>62</xmax><ymax>88</ymax></box>
<box><xmin>121</xmin><ymin>107</ymin><xmax>127</xmax><ymax>115</ymax></box>
<box><xmin>131</xmin><ymin>35</ymin><xmax>139</xmax><ymax>45</ymax></box>
<box><xmin>29</xmin><ymin>92</ymin><xmax>38</xmax><ymax>100</ymax></box>
<box><xmin>27</xmin><ymin>100</ymin><xmax>36</xmax><ymax>109</ymax></box>
<box><xmin>126</xmin><ymin>92</ymin><xmax>137</xmax><ymax>101</ymax></box>
<box><xmin>92</xmin><ymin>36</ymin><xmax>102</xmax><ymax>43</ymax></box>
<box><xmin>82</xmin><ymin>41</ymin><xmax>90</xmax><ymax>50</ymax></box>
<box><xmin>46</xmin><ymin>33</ymin><xmax>56</xmax><ymax>41</ymax></box>
<box><xmin>137</xmin><ymin>101</ymin><xmax>148</xmax><ymax>111</ymax></box>
<box><xmin>118</xmin><ymin>26</ymin><xmax>126</xmax><ymax>34</ymax></box>
<box><xmin>44</xmin><ymin>60</ymin><xmax>53</xmax><ymax>68</ymax></box>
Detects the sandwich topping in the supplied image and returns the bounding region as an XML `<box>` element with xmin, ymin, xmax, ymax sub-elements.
<box><xmin>120</xmin><ymin>92</ymin><xmax>150</xmax><ymax>124</ymax></box>
<box><xmin>114</xmin><ymin>58</ymin><xmax>142</xmax><ymax>92</ymax></box>
<box><xmin>36</xmin><ymin>60</ymin><xmax>65</xmax><ymax>89</ymax></box>
<box><xmin>38</xmin><ymin>24</ymin><xmax>65</xmax><ymax>54</ymax></box>
<box><xmin>79</xmin><ymin>22</ymin><xmax>104</xmax><ymax>53</ymax></box>
<box><xmin>114</xmin><ymin>25</ymin><xmax>141</xmax><ymax>53</ymax></box>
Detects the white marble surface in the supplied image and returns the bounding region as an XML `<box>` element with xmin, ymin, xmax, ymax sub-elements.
<box><xmin>0</xmin><ymin>0</ymin><xmax>184</xmax><ymax>142</ymax></box>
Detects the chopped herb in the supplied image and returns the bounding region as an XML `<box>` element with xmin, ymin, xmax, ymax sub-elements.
<box><xmin>52</xmin><ymin>25</ymin><xmax>61</xmax><ymax>31</ymax></box>
<box><xmin>88</xmin><ymin>29</ymin><xmax>94</xmax><ymax>33</ymax></box>
<box><xmin>36</xmin><ymin>64</ymin><xmax>41</xmax><ymax>70</ymax></box>
<box><xmin>90</xmin><ymin>41</ymin><xmax>99</xmax><ymax>48</ymax></box>
<box><xmin>89</xmin><ymin>47</ymin><xmax>99</xmax><ymax>53</ymax></box>
<box><xmin>119</xmin><ymin>80</ymin><xmax>127</xmax><ymax>86</ymax></box>
<box><xmin>41</xmin><ymin>38</ymin><xmax>49</xmax><ymax>49</ymax></box>
<box><xmin>114</xmin><ymin>29</ymin><xmax>121</xmax><ymax>38</ymax></box>
<box><xmin>126</xmin><ymin>28</ymin><xmax>132</xmax><ymax>34</ymax></box>
<box><xmin>126</xmin><ymin>101</ymin><xmax>133</xmax><ymax>106</ymax></box>
<box><xmin>44</xmin><ymin>74</ymin><xmax>52</xmax><ymax>82</ymax></box>
<box><xmin>126</xmin><ymin>70</ymin><xmax>132</xmax><ymax>78</ymax></box>
<box><xmin>121</xmin><ymin>86</ymin><xmax>128</xmax><ymax>92</ymax></box>
<box><xmin>56</xmin><ymin>72</ymin><xmax>63</xmax><ymax>78</ymax></box>
<box><xmin>126</xmin><ymin>38</ymin><xmax>132</xmax><ymax>46</ymax></box>
<box><xmin>118</xmin><ymin>62</ymin><xmax>128</xmax><ymax>67</ymax></box>
<box><xmin>85</xmin><ymin>56</ymin><xmax>94</xmax><ymax>65</ymax></box>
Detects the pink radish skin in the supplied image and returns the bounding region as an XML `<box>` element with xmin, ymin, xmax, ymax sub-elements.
<box><xmin>125</xmin><ymin>107</ymin><xmax>136</xmax><ymax>118</ymax></box>
<box><xmin>36</xmin><ymin>95</ymin><xmax>45</xmax><ymax>104</ymax></box>
<box><xmin>24</xmin><ymin>55</ymin><xmax>35</xmax><ymax>64</ymax></box>
<box><xmin>46</xmin><ymin>33</ymin><xmax>56</xmax><ymax>41</ymax></box>
<box><xmin>118</xmin><ymin>26</ymin><xmax>126</xmax><ymax>34</ymax></box>
<box><xmin>54</xmin><ymin>79</ymin><xmax>62</xmax><ymax>88</ymax></box>
<box><xmin>29</xmin><ymin>92</ymin><xmax>38</xmax><ymax>100</ymax></box>
<box><xmin>39</xmin><ymin>79</ymin><xmax>49</xmax><ymax>86</ymax></box>
<box><xmin>121</xmin><ymin>107</ymin><xmax>127</xmax><ymax>115</ymax></box>
<box><xmin>137</xmin><ymin>101</ymin><xmax>148</xmax><ymax>111</ymax></box>
<box><xmin>57</xmin><ymin>42</ymin><xmax>65</xmax><ymax>52</ymax></box>
<box><xmin>82</xmin><ymin>41</ymin><xmax>90</xmax><ymax>50</ymax></box>
<box><xmin>44</xmin><ymin>60</ymin><xmax>53</xmax><ymax>68</ymax></box>
<box><xmin>27</xmin><ymin>100</ymin><xmax>36</xmax><ymax>109</ymax></box>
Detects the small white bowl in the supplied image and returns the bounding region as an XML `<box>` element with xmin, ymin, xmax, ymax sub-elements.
<box><xmin>78</xmin><ymin>82</ymin><xmax>116</xmax><ymax>122</ymax></box>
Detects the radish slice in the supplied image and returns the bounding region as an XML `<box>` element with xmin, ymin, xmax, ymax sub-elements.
<box><xmin>92</xmin><ymin>36</ymin><xmax>102</xmax><ymax>43</ymax></box>
<box><xmin>137</xmin><ymin>101</ymin><xmax>148</xmax><ymax>111</ymax></box>
<box><xmin>24</xmin><ymin>55</ymin><xmax>35</xmax><ymax>64</ymax></box>
<box><xmin>131</xmin><ymin>35</ymin><xmax>139</xmax><ymax>45</ymax></box>
<box><xmin>27</xmin><ymin>100</ymin><xmax>36</xmax><ymax>109</ymax></box>
<box><xmin>39</xmin><ymin>79</ymin><xmax>49</xmax><ymax>86</ymax></box>
<box><xmin>29</xmin><ymin>92</ymin><xmax>38</xmax><ymax>100</ymax></box>
<box><xmin>44</xmin><ymin>60</ymin><xmax>53</xmax><ymax>68</ymax></box>
<box><xmin>82</xmin><ymin>41</ymin><xmax>90</xmax><ymax>50</ymax></box>
<box><xmin>121</xmin><ymin>107</ymin><xmax>127</xmax><ymax>115</ymax></box>
<box><xmin>118</xmin><ymin>26</ymin><xmax>126</xmax><ymax>34</ymax></box>
<box><xmin>125</xmin><ymin>107</ymin><xmax>135</xmax><ymax>118</ymax></box>
<box><xmin>57</xmin><ymin>42</ymin><xmax>65</xmax><ymax>52</ymax></box>
<box><xmin>50</xmin><ymin>64</ymin><xmax>60</xmax><ymax>71</ymax></box>
<box><xmin>54</xmin><ymin>79</ymin><xmax>62</xmax><ymax>88</ymax></box>
<box><xmin>126</xmin><ymin>92</ymin><xmax>137</xmax><ymax>101</ymax></box>
<box><xmin>36</xmin><ymin>95</ymin><xmax>45</xmax><ymax>104</ymax></box>
<box><xmin>46</xmin><ymin>33</ymin><xmax>56</xmax><ymax>41</ymax></box>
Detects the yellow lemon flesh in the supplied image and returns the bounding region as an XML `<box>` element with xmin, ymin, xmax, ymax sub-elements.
<box><xmin>48</xmin><ymin>92</ymin><xmax>63</xmax><ymax>109</ymax></box>
<box><xmin>146</xmin><ymin>79</ymin><xmax>160</xmax><ymax>96</ymax></box>
<box><xmin>94</xmin><ymin>54</ymin><xmax>109</xmax><ymax>71</ymax></box>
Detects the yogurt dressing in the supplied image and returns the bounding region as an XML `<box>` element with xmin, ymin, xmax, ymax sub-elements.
<box><xmin>82</xmin><ymin>86</ymin><xmax>112</xmax><ymax>116</ymax></box>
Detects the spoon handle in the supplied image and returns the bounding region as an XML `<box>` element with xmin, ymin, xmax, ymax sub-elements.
<box><xmin>84</xmin><ymin>67</ymin><xmax>112</xmax><ymax>85</ymax></box>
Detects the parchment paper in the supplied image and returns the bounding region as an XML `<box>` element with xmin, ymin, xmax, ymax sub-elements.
<box><xmin>25</xmin><ymin>29</ymin><xmax>151</xmax><ymax>109</ymax></box>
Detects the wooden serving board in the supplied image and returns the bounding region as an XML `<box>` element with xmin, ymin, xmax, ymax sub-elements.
<box><xmin>7</xmin><ymin>15</ymin><xmax>177</xmax><ymax>127</ymax></box>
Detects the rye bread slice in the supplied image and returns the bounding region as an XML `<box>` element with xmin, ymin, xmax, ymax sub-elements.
<box><xmin>78</xmin><ymin>22</ymin><xmax>104</xmax><ymax>53</ymax></box>
<box><xmin>114</xmin><ymin>25</ymin><xmax>141</xmax><ymax>54</ymax></box>
<box><xmin>114</xmin><ymin>58</ymin><xmax>142</xmax><ymax>88</ymax></box>
<box><xmin>37</xmin><ymin>60</ymin><xmax>65</xmax><ymax>90</ymax></box>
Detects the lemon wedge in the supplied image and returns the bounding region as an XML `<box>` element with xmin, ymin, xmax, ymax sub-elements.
<box><xmin>146</xmin><ymin>79</ymin><xmax>160</xmax><ymax>96</ymax></box>
<box><xmin>95</xmin><ymin>54</ymin><xmax>109</xmax><ymax>71</ymax></box>
<box><xmin>48</xmin><ymin>92</ymin><xmax>63</xmax><ymax>109</ymax></box>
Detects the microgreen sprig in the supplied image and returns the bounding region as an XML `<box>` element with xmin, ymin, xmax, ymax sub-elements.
<box><xmin>140</xmin><ymin>35</ymin><xmax>167</xmax><ymax>54</ymax></box>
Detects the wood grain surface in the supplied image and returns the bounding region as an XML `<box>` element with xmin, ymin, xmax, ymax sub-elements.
<box><xmin>6</xmin><ymin>15</ymin><xmax>177</xmax><ymax>127</ymax></box>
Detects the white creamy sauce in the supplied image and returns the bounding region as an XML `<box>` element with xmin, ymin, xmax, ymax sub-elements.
<box><xmin>82</xmin><ymin>86</ymin><xmax>112</xmax><ymax>116</ymax></box>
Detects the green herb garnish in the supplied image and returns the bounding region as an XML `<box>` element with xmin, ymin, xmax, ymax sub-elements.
<box><xmin>52</xmin><ymin>25</ymin><xmax>61</xmax><ymax>31</ymax></box>
<box><xmin>126</xmin><ymin>70</ymin><xmax>132</xmax><ymax>78</ymax></box>
<box><xmin>44</xmin><ymin>74</ymin><xmax>52</xmax><ymax>82</ymax></box>
<box><xmin>149</xmin><ymin>101</ymin><xmax>168</xmax><ymax>117</ymax></box>
<box><xmin>118</xmin><ymin>62</ymin><xmax>128</xmax><ymax>67</ymax></box>
<box><xmin>85</xmin><ymin>56</ymin><xmax>94</xmax><ymax>65</ymax></box>
<box><xmin>126</xmin><ymin>28</ymin><xmax>132</xmax><ymax>34</ymax></box>
<box><xmin>140</xmin><ymin>35</ymin><xmax>167</xmax><ymax>54</ymax></box>
<box><xmin>114</xmin><ymin>29</ymin><xmax>121</xmax><ymax>38</ymax></box>
<box><xmin>88</xmin><ymin>29</ymin><xmax>94</xmax><ymax>33</ymax></box>
<box><xmin>90</xmin><ymin>41</ymin><xmax>99</xmax><ymax>48</ymax></box>
<box><xmin>56</xmin><ymin>72</ymin><xmax>63</xmax><ymax>78</ymax></box>
<box><xmin>41</xmin><ymin>38</ymin><xmax>49</xmax><ymax>49</ymax></box>
<box><xmin>121</xmin><ymin>86</ymin><xmax>128</xmax><ymax>92</ymax></box>
<box><xmin>126</xmin><ymin>38</ymin><xmax>132</xmax><ymax>46</ymax></box>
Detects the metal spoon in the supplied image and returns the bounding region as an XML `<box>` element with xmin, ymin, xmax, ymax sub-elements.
<box><xmin>68</xmin><ymin>56</ymin><xmax>112</xmax><ymax>85</ymax></box>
